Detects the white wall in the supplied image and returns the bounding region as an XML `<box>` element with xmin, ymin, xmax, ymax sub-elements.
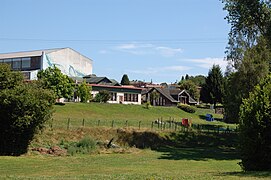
<box><xmin>43</xmin><ymin>48</ymin><xmax>93</xmax><ymax>77</ymax></box>
<box><xmin>91</xmin><ymin>91</ymin><xmax>141</xmax><ymax>105</ymax></box>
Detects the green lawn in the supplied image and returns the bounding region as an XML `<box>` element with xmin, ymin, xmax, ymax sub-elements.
<box><xmin>51</xmin><ymin>102</ymin><xmax>232</xmax><ymax>129</ymax></box>
<box><xmin>0</xmin><ymin>149</ymin><xmax>270</xmax><ymax>179</ymax></box>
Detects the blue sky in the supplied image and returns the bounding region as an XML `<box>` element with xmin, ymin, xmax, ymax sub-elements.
<box><xmin>0</xmin><ymin>0</ymin><xmax>230</xmax><ymax>83</ymax></box>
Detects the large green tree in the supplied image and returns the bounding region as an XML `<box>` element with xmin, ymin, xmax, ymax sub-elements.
<box><xmin>204</xmin><ymin>65</ymin><xmax>224</xmax><ymax>108</ymax></box>
<box><xmin>37</xmin><ymin>66</ymin><xmax>74</xmax><ymax>100</ymax></box>
<box><xmin>0</xmin><ymin>64</ymin><xmax>55</xmax><ymax>155</ymax></box>
<box><xmin>239</xmin><ymin>74</ymin><xmax>271</xmax><ymax>171</ymax></box>
<box><xmin>222</xmin><ymin>0</ymin><xmax>271</xmax><ymax>68</ymax></box>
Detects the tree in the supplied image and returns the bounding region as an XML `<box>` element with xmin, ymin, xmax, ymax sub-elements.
<box><xmin>205</xmin><ymin>65</ymin><xmax>224</xmax><ymax>108</ymax></box>
<box><xmin>37</xmin><ymin>66</ymin><xmax>74</xmax><ymax>100</ymax></box>
<box><xmin>78</xmin><ymin>81</ymin><xmax>92</xmax><ymax>103</ymax></box>
<box><xmin>223</xmin><ymin>38</ymin><xmax>270</xmax><ymax>123</ymax></box>
<box><xmin>150</xmin><ymin>90</ymin><xmax>160</xmax><ymax>106</ymax></box>
<box><xmin>190</xmin><ymin>75</ymin><xmax>206</xmax><ymax>87</ymax></box>
<box><xmin>222</xmin><ymin>0</ymin><xmax>271</xmax><ymax>67</ymax></box>
<box><xmin>0</xmin><ymin>64</ymin><xmax>55</xmax><ymax>155</ymax></box>
<box><xmin>94</xmin><ymin>90</ymin><xmax>110</xmax><ymax>103</ymax></box>
<box><xmin>179</xmin><ymin>80</ymin><xmax>200</xmax><ymax>101</ymax></box>
<box><xmin>0</xmin><ymin>64</ymin><xmax>23</xmax><ymax>90</ymax></box>
<box><xmin>239</xmin><ymin>74</ymin><xmax>271</xmax><ymax>171</ymax></box>
<box><xmin>185</xmin><ymin>74</ymin><xmax>189</xmax><ymax>80</ymax></box>
<box><xmin>121</xmin><ymin>74</ymin><xmax>130</xmax><ymax>85</ymax></box>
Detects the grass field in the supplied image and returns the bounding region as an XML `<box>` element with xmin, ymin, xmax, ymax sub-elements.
<box><xmin>1</xmin><ymin>103</ymin><xmax>270</xmax><ymax>179</ymax></box>
<box><xmin>0</xmin><ymin>147</ymin><xmax>270</xmax><ymax>179</ymax></box>
<box><xmin>51</xmin><ymin>102</ymin><xmax>232</xmax><ymax>129</ymax></box>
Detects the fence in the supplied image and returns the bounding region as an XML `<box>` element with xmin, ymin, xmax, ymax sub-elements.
<box><xmin>49</xmin><ymin>117</ymin><xmax>237</xmax><ymax>134</ymax></box>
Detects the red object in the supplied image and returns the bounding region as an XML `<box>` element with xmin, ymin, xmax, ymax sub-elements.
<box><xmin>182</xmin><ymin>118</ymin><xmax>189</xmax><ymax>126</ymax></box>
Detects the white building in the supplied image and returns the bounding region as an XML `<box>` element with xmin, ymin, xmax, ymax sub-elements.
<box><xmin>0</xmin><ymin>48</ymin><xmax>93</xmax><ymax>80</ymax></box>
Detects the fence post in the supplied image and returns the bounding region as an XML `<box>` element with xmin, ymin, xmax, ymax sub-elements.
<box><xmin>151</xmin><ymin>122</ymin><xmax>154</xmax><ymax>130</ymax></box>
<box><xmin>157</xmin><ymin>118</ymin><xmax>160</xmax><ymax>129</ymax></box>
<box><xmin>112</xmin><ymin>120</ymin><xmax>115</xmax><ymax>128</ymax></box>
<box><xmin>98</xmin><ymin>120</ymin><xmax>100</xmax><ymax>126</ymax></box>
<box><xmin>125</xmin><ymin>120</ymin><xmax>128</xmax><ymax>128</ymax></box>
<box><xmin>50</xmin><ymin>118</ymin><xmax>53</xmax><ymax>130</ymax></box>
<box><xmin>139</xmin><ymin>121</ymin><xmax>141</xmax><ymax>130</ymax></box>
<box><xmin>67</xmin><ymin>118</ymin><xmax>70</xmax><ymax>130</ymax></box>
<box><xmin>82</xmin><ymin>118</ymin><xmax>85</xmax><ymax>127</ymax></box>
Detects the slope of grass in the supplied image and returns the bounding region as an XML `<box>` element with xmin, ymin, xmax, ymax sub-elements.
<box><xmin>51</xmin><ymin>102</ymin><xmax>231</xmax><ymax>129</ymax></box>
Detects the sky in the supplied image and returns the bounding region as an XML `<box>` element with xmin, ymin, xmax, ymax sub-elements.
<box><xmin>0</xmin><ymin>0</ymin><xmax>230</xmax><ymax>83</ymax></box>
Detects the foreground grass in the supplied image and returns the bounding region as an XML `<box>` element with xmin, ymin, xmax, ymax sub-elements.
<box><xmin>1</xmin><ymin>127</ymin><xmax>270</xmax><ymax>179</ymax></box>
<box><xmin>51</xmin><ymin>103</ymin><xmax>231</xmax><ymax>129</ymax></box>
<box><xmin>0</xmin><ymin>149</ymin><xmax>270</xmax><ymax>179</ymax></box>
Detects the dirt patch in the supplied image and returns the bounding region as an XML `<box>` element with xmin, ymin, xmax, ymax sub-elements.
<box><xmin>31</xmin><ymin>146</ymin><xmax>67</xmax><ymax>156</ymax></box>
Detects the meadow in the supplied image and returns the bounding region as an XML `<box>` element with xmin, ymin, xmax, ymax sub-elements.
<box><xmin>51</xmin><ymin>102</ymin><xmax>232</xmax><ymax>129</ymax></box>
<box><xmin>0</xmin><ymin>103</ymin><xmax>270</xmax><ymax>179</ymax></box>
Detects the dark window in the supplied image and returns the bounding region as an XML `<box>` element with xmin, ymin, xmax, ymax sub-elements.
<box><xmin>30</xmin><ymin>56</ymin><xmax>41</xmax><ymax>70</ymax></box>
<box><xmin>22</xmin><ymin>72</ymin><xmax>31</xmax><ymax>80</ymax></box>
<box><xmin>3</xmin><ymin>58</ymin><xmax>12</xmax><ymax>67</ymax></box>
<box><xmin>12</xmin><ymin>58</ymin><xmax>21</xmax><ymax>69</ymax></box>
<box><xmin>124</xmin><ymin>93</ymin><xmax>138</xmax><ymax>102</ymax></box>
<box><xmin>110</xmin><ymin>92</ymin><xmax>117</xmax><ymax>101</ymax></box>
<box><xmin>22</xmin><ymin>57</ymin><xmax>31</xmax><ymax>68</ymax></box>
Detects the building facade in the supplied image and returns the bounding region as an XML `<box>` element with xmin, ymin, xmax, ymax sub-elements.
<box><xmin>0</xmin><ymin>48</ymin><xmax>93</xmax><ymax>80</ymax></box>
<box><xmin>91</xmin><ymin>84</ymin><xmax>142</xmax><ymax>105</ymax></box>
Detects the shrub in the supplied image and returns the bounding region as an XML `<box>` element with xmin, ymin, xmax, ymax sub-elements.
<box><xmin>143</xmin><ymin>101</ymin><xmax>151</xmax><ymax>109</ymax></box>
<box><xmin>94</xmin><ymin>90</ymin><xmax>110</xmax><ymax>103</ymax></box>
<box><xmin>0</xmin><ymin>65</ymin><xmax>55</xmax><ymax>155</ymax></box>
<box><xmin>239</xmin><ymin>75</ymin><xmax>271</xmax><ymax>171</ymax></box>
<box><xmin>60</xmin><ymin>136</ymin><xmax>97</xmax><ymax>156</ymax></box>
<box><xmin>177</xmin><ymin>103</ymin><xmax>196</xmax><ymax>113</ymax></box>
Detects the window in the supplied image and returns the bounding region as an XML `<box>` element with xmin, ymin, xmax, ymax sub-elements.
<box><xmin>124</xmin><ymin>93</ymin><xmax>138</xmax><ymax>102</ymax></box>
<box><xmin>30</xmin><ymin>56</ymin><xmax>41</xmax><ymax>69</ymax></box>
<box><xmin>22</xmin><ymin>57</ymin><xmax>31</xmax><ymax>69</ymax></box>
<box><xmin>12</xmin><ymin>58</ymin><xmax>21</xmax><ymax>69</ymax></box>
<box><xmin>22</xmin><ymin>72</ymin><xmax>31</xmax><ymax>80</ymax></box>
<box><xmin>3</xmin><ymin>59</ymin><xmax>12</xmax><ymax>66</ymax></box>
<box><xmin>109</xmin><ymin>92</ymin><xmax>117</xmax><ymax>101</ymax></box>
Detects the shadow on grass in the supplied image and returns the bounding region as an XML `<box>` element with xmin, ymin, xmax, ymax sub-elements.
<box><xmin>156</xmin><ymin>132</ymin><xmax>240</xmax><ymax>161</ymax></box>
<box><xmin>198</xmin><ymin>115</ymin><xmax>223</xmax><ymax>122</ymax></box>
<box><xmin>218</xmin><ymin>171</ymin><xmax>271</xmax><ymax>178</ymax></box>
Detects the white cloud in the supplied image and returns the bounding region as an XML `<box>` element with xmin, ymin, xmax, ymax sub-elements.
<box><xmin>114</xmin><ymin>43</ymin><xmax>183</xmax><ymax>57</ymax></box>
<box><xmin>156</xmin><ymin>46</ymin><xmax>183</xmax><ymax>57</ymax></box>
<box><xmin>185</xmin><ymin>57</ymin><xmax>227</xmax><ymax>71</ymax></box>
<box><xmin>116</xmin><ymin>44</ymin><xmax>137</xmax><ymax>50</ymax></box>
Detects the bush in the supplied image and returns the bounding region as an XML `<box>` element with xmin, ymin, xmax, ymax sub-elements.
<box><xmin>0</xmin><ymin>64</ymin><xmax>55</xmax><ymax>155</ymax></box>
<box><xmin>0</xmin><ymin>83</ymin><xmax>55</xmax><ymax>155</ymax></box>
<box><xmin>239</xmin><ymin>75</ymin><xmax>271</xmax><ymax>171</ymax></box>
<box><xmin>94</xmin><ymin>90</ymin><xmax>110</xmax><ymax>103</ymax></box>
<box><xmin>143</xmin><ymin>101</ymin><xmax>151</xmax><ymax>109</ymax></box>
<box><xmin>60</xmin><ymin>136</ymin><xmax>97</xmax><ymax>156</ymax></box>
<box><xmin>177</xmin><ymin>103</ymin><xmax>196</xmax><ymax>113</ymax></box>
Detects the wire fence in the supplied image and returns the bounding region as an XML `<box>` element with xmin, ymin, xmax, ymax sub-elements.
<box><xmin>48</xmin><ymin>118</ymin><xmax>237</xmax><ymax>134</ymax></box>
